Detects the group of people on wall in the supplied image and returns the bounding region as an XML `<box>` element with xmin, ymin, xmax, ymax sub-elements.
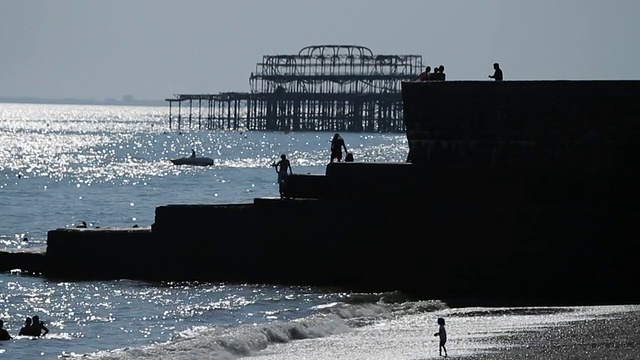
<box><xmin>0</xmin><ymin>315</ymin><xmax>49</xmax><ymax>340</ymax></box>
<box><xmin>415</xmin><ymin>65</ymin><xmax>446</xmax><ymax>81</ymax></box>
<box><xmin>416</xmin><ymin>62</ymin><xmax>503</xmax><ymax>82</ymax></box>
<box><xmin>273</xmin><ymin>133</ymin><xmax>353</xmax><ymax>199</ymax></box>
<box><xmin>272</xmin><ymin>61</ymin><xmax>506</xmax><ymax>197</ymax></box>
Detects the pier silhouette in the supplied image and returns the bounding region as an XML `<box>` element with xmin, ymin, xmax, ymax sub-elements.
<box><xmin>166</xmin><ymin>45</ymin><xmax>423</xmax><ymax>133</ymax></box>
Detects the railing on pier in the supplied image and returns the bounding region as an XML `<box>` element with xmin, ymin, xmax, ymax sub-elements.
<box><xmin>166</xmin><ymin>45</ymin><xmax>423</xmax><ymax>132</ymax></box>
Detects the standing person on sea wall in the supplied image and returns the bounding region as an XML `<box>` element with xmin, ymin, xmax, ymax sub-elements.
<box><xmin>330</xmin><ymin>133</ymin><xmax>348</xmax><ymax>163</ymax></box>
<box><xmin>489</xmin><ymin>63</ymin><xmax>503</xmax><ymax>81</ymax></box>
<box><xmin>274</xmin><ymin>154</ymin><xmax>292</xmax><ymax>199</ymax></box>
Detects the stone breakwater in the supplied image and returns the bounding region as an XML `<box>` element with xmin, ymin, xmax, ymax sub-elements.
<box><xmin>2</xmin><ymin>163</ymin><xmax>636</xmax><ymax>307</ymax></box>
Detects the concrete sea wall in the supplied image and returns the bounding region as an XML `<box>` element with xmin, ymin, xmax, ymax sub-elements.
<box><xmin>3</xmin><ymin>80</ymin><xmax>639</xmax><ymax>307</ymax></box>
<box><xmin>401</xmin><ymin>80</ymin><xmax>640</xmax><ymax>207</ymax></box>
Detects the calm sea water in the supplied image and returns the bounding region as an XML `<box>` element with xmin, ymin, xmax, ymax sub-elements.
<box><xmin>0</xmin><ymin>103</ymin><xmax>637</xmax><ymax>359</ymax></box>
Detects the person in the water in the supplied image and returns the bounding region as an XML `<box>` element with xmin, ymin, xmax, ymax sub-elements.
<box><xmin>31</xmin><ymin>315</ymin><xmax>49</xmax><ymax>337</ymax></box>
<box><xmin>18</xmin><ymin>317</ymin><xmax>34</xmax><ymax>336</ymax></box>
<box><xmin>0</xmin><ymin>319</ymin><xmax>11</xmax><ymax>340</ymax></box>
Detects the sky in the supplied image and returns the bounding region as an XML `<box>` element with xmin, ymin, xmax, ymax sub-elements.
<box><xmin>1</xmin><ymin>0</ymin><xmax>639</xmax><ymax>100</ymax></box>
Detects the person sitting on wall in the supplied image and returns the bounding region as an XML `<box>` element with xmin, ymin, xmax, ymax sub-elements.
<box><xmin>431</xmin><ymin>66</ymin><xmax>440</xmax><ymax>80</ymax></box>
<box><xmin>489</xmin><ymin>63</ymin><xmax>503</xmax><ymax>81</ymax></box>
<box><xmin>437</xmin><ymin>65</ymin><xmax>446</xmax><ymax>81</ymax></box>
<box><xmin>330</xmin><ymin>133</ymin><xmax>348</xmax><ymax>163</ymax></box>
<box><xmin>345</xmin><ymin>152</ymin><xmax>354</xmax><ymax>162</ymax></box>
<box><xmin>415</xmin><ymin>66</ymin><xmax>431</xmax><ymax>81</ymax></box>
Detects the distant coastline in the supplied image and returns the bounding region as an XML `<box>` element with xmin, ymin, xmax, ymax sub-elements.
<box><xmin>0</xmin><ymin>96</ymin><xmax>166</xmax><ymax>107</ymax></box>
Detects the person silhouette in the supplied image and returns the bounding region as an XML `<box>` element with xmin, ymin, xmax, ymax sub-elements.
<box><xmin>330</xmin><ymin>133</ymin><xmax>348</xmax><ymax>163</ymax></box>
<box><xmin>416</xmin><ymin>66</ymin><xmax>432</xmax><ymax>81</ymax></box>
<box><xmin>432</xmin><ymin>66</ymin><xmax>440</xmax><ymax>80</ymax></box>
<box><xmin>18</xmin><ymin>317</ymin><xmax>34</xmax><ymax>336</ymax></box>
<box><xmin>345</xmin><ymin>152</ymin><xmax>354</xmax><ymax>162</ymax></box>
<box><xmin>433</xmin><ymin>317</ymin><xmax>447</xmax><ymax>357</ymax></box>
<box><xmin>438</xmin><ymin>65</ymin><xmax>446</xmax><ymax>81</ymax></box>
<box><xmin>31</xmin><ymin>315</ymin><xmax>49</xmax><ymax>337</ymax></box>
<box><xmin>274</xmin><ymin>154</ymin><xmax>293</xmax><ymax>199</ymax></box>
<box><xmin>489</xmin><ymin>62</ymin><xmax>503</xmax><ymax>81</ymax></box>
<box><xmin>0</xmin><ymin>319</ymin><xmax>11</xmax><ymax>340</ymax></box>
<box><xmin>190</xmin><ymin>148</ymin><xmax>196</xmax><ymax>158</ymax></box>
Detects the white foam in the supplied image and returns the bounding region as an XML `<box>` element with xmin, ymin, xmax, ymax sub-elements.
<box><xmin>82</xmin><ymin>312</ymin><xmax>351</xmax><ymax>360</ymax></box>
<box><xmin>247</xmin><ymin>304</ymin><xmax>640</xmax><ymax>360</ymax></box>
<box><xmin>80</xmin><ymin>301</ymin><xmax>640</xmax><ymax>360</ymax></box>
<box><xmin>81</xmin><ymin>298</ymin><xmax>449</xmax><ymax>359</ymax></box>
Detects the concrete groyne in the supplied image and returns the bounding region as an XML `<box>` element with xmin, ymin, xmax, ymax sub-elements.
<box><xmin>45</xmin><ymin>226</ymin><xmax>154</xmax><ymax>280</ymax></box>
<box><xmin>3</xmin><ymin>80</ymin><xmax>640</xmax><ymax>307</ymax></box>
<box><xmin>3</xmin><ymin>179</ymin><xmax>634</xmax><ymax>307</ymax></box>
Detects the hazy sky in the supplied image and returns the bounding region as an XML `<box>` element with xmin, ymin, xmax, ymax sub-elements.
<box><xmin>1</xmin><ymin>0</ymin><xmax>639</xmax><ymax>100</ymax></box>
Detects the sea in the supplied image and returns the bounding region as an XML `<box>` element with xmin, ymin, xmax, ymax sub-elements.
<box><xmin>0</xmin><ymin>103</ymin><xmax>638</xmax><ymax>359</ymax></box>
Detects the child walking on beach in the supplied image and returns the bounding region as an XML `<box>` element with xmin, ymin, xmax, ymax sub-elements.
<box><xmin>434</xmin><ymin>317</ymin><xmax>447</xmax><ymax>357</ymax></box>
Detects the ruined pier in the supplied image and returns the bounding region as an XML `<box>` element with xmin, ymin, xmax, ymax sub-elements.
<box><xmin>166</xmin><ymin>45</ymin><xmax>423</xmax><ymax>133</ymax></box>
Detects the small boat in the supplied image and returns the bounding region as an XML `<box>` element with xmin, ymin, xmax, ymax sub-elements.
<box><xmin>170</xmin><ymin>156</ymin><xmax>214</xmax><ymax>166</ymax></box>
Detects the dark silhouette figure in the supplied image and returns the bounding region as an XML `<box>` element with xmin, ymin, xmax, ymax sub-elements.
<box><xmin>416</xmin><ymin>66</ymin><xmax>431</xmax><ymax>81</ymax></box>
<box><xmin>489</xmin><ymin>63</ymin><xmax>503</xmax><ymax>81</ymax></box>
<box><xmin>0</xmin><ymin>320</ymin><xmax>11</xmax><ymax>340</ymax></box>
<box><xmin>330</xmin><ymin>133</ymin><xmax>348</xmax><ymax>162</ymax></box>
<box><xmin>433</xmin><ymin>317</ymin><xmax>447</xmax><ymax>357</ymax></box>
<box><xmin>274</xmin><ymin>154</ymin><xmax>292</xmax><ymax>199</ymax></box>
<box><xmin>438</xmin><ymin>65</ymin><xmax>446</xmax><ymax>81</ymax></box>
<box><xmin>31</xmin><ymin>315</ymin><xmax>49</xmax><ymax>337</ymax></box>
<box><xmin>345</xmin><ymin>152</ymin><xmax>354</xmax><ymax>162</ymax></box>
<box><xmin>431</xmin><ymin>66</ymin><xmax>440</xmax><ymax>80</ymax></box>
<box><xmin>18</xmin><ymin>317</ymin><xmax>34</xmax><ymax>336</ymax></box>
<box><xmin>190</xmin><ymin>149</ymin><xmax>196</xmax><ymax>158</ymax></box>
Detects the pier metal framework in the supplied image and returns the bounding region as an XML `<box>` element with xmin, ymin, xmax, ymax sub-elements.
<box><xmin>167</xmin><ymin>45</ymin><xmax>423</xmax><ymax>132</ymax></box>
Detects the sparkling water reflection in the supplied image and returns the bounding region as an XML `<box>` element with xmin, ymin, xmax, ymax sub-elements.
<box><xmin>0</xmin><ymin>103</ymin><xmax>413</xmax><ymax>359</ymax></box>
